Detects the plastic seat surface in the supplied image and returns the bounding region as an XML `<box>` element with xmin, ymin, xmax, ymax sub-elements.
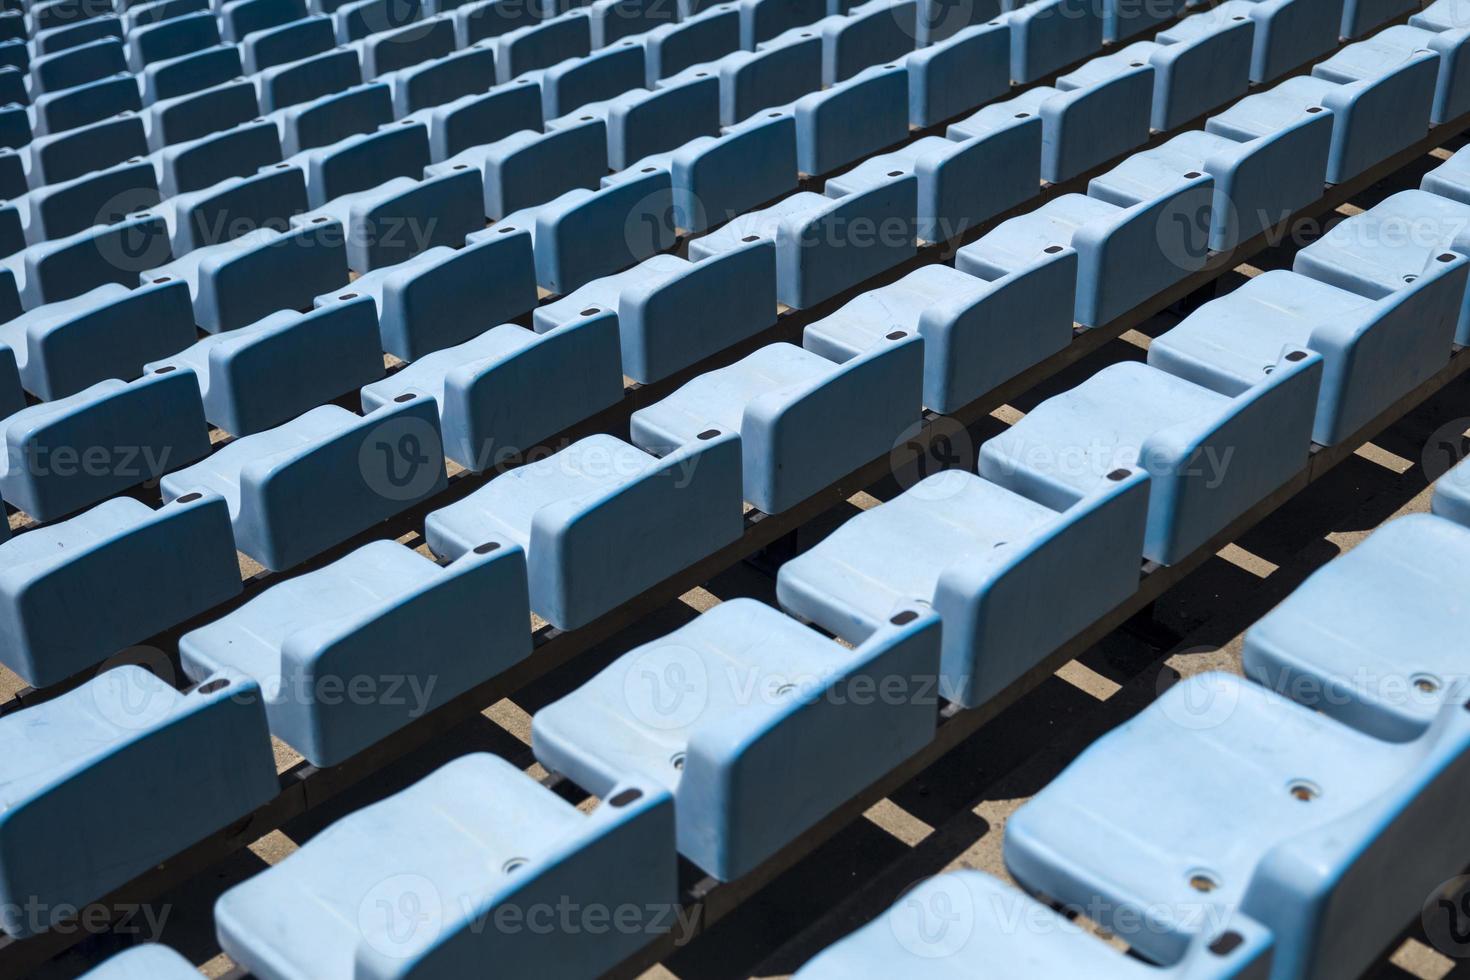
<box><xmin>80</xmin><ymin>946</ymin><xmax>203</xmax><ymax>980</ymax></box>
<box><xmin>289</xmin><ymin>170</ymin><xmax>480</xmax><ymax>272</ymax></box>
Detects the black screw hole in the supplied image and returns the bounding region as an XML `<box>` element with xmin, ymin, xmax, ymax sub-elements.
<box><xmin>885</xmin><ymin>330</ymin><xmax>906</xmax><ymax>340</ymax></box>
<box><xmin>473</xmin><ymin>541</ymin><xmax>501</xmax><ymax>554</ymax></box>
<box><xmin>1106</xmin><ymin>468</ymin><xmax>1129</xmax><ymax>481</ymax></box>
<box><xmin>741</xmin><ymin>235</ymin><xmax>759</xmax><ymax>242</ymax></box>
<box><xmin>580</xmin><ymin>307</ymin><xmax>599</xmax><ymax>316</ymax></box>
<box><xmin>1209</xmin><ymin>931</ymin><xmax>1244</xmax><ymax>956</ymax></box>
<box><xmin>177</xmin><ymin>492</ymin><xmax>203</xmax><ymax>503</ymax></box>
<box><xmin>609</xmin><ymin>788</ymin><xmax>643</xmax><ymax>807</ymax></box>
<box><xmin>393</xmin><ymin>393</ymin><xmax>415</xmax><ymax>403</ymax></box>
<box><xmin>1285</xmin><ymin>350</ymin><xmax>1308</xmax><ymax>362</ymax></box>
<box><xmin>1439</xmin><ymin>252</ymin><xmax>1457</xmax><ymax>261</ymax></box>
<box><xmin>890</xmin><ymin>610</ymin><xmax>918</xmax><ymax>625</ymax></box>
<box><xmin>1044</xmin><ymin>245</ymin><xmax>1062</xmax><ymax>254</ymax></box>
<box><xmin>154</xmin><ymin>365</ymin><xmax>176</xmax><ymax>374</ymax></box>
<box><xmin>339</xmin><ymin>292</ymin><xmax>358</xmax><ymax>300</ymax></box>
<box><xmin>1184</xmin><ymin>171</ymin><xmax>1201</xmax><ymax>178</ymax></box>
<box><xmin>198</xmin><ymin>679</ymin><xmax>230</xmax><ymax>695</ymax></box>
<box><xmin>1306</xmin><ymin>106</ymin><xmax>1323</xmax><ymax>113</ymax></box>
<box><xmin>697</xmin><ymin>428</ymin><xmax>720</xmax><ymax>440</ymax></box>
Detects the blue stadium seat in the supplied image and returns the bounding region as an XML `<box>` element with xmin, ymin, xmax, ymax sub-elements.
<box><xmin>1340</xmin><ymin>0</ymin><xmax>1413</xmax><ymax>37</ymax></box>
<box><xmin>961</xmin><ymin>168</ymin><xmax>1211</xmax><ymax>327</ymax></box>
<box><xmin>426</xmin><ymin>430</ymin><xmax>741</xmax><ymax>628</ymax></box>
<box><xmin>633</xmin><ymin>332</ymin><xmax>921</xmax><ymax>513</ymax></box>
<box><xmin>181</xmin><ymin>539</ymin><xmax>529</xmax><ymax>765</ymax></box>
<box><xmin>125</xmin><ymin>9</ymin><xmax>218</xmax><ymax>70</ymax></box>
<box><xmin>1245</xmin><ymin>513</ymin><xmax>1470</xmax><ymax>742</ymax></box>
<box><xmin>816</xmin><ymin>0</ymin><xmax>914</xmax><ymax>85</ymax></box>
<box><xmin>428</xmin><ymin>118</ymin><xmax>607</xmax><ymax>220</ymax></box>
<box><xmin>31</xmin><ymin>0</ymin><xmax>116</xmax><ymax>35</ymax></box>
<box><xmin>793</xmin><ymin>871</ymin><xmax>1272</xmax><ymax>978</ymax></box>
<box><xmin>587</xmin><ymin>0</ymin><xmax>673</xmax><ymax>45</ymax></box>
<box><xmin>161</xmin><ymin>165</ymin><xmax>308</xmax><ymax>253</ymax></box>
<box><xmin>535</xmin><ymin>236</ymin><xmax>774</xmax><ymax>383</ymax></box>
<box><xmin>1210</xmin><ymin>0</ymin><xmax>1340</xmax><ymax>82</ymax></box>
<box><xmin>361</xmin><ymin>308</ymin><xmax>621</xmax><ymax>469</ymax></box>
<box><xmin>0</xmin><ymin>38</ymin><xmax>22</xmax><ymax>72</ymax></box>
<box><xmin>776</xmin><ymin>60</ymin><xmax>906</xmax><ymax>175</ymax></box>
<box><xmin>148</xmin><ymin>298</ymin><xmax>383</xmax><ymax>435</ymax></box>
<box><xmin>1414</xmin><ymin>0</ymin><xmax>1470</xmax><ymax>122</ymax></box>
<box><xmin>397</xmin><ymin>79</ymin><xmax>543</xmax><ymax>160</ymax></box>
<box><xmin>239</xmin><ymin>13</ymin><xmax>335</xmax><ymax>73</ymax></box>
<box><xmin>143</xmin><ymin>77</ymin><xmax>260</xmax><ymax>150</ymax></box>
<box><xmin>450</xmin><ymin>0</ymin><xmax>540</xmax><ymax>45</ymax></box>
<box><xmin>1109</xmin><ymin>10</ymin><xmax>1255</xmax><ymax>131</ymax></box>
<box><xmin>142</xmin><ymin>218</ymin><xmax>347</xmax><ymax>332</ymax></box>
<box><xmin>692</xmin><ymin>171</ymin><xmax>915</xmax><ymax>309</ymax></box>
<box><xmin>780</xmin><ymin>464</ymin><xmax>1147</xmax><ymax>707</ymax></box>
<box><xmin>0</xmin><ymin>369</ymin><xmax>210</xmax><ymax>521</ymax></box>
<box><xmin>0</xmin><ymin>666</ymin><xmax>275</xmax><ymax>937</ymax></box>
<box><xmin>548</xmin><ymin>73</ymin><xmax>719</xmax><ymax>171</ymax></box>
<box><xmin>316</xmin><ymin>231</ymin><xmax>537</xmax><ymax>359</ymax></box>
<box><xmin>1004</xmin><ymin>0</ymin><xmax>1104</xmax><ymax>83</ymax></box>
<box><xmin>222</xmin><ymin>0</ymin><xmax>309</xmax><ymax>38</ymax></box>
<box><xmin>13</xmin><ymin>158</ymin><xmax>159</xmax><ymax>245</ymax></box>
<box><xmin>334</xmin><ymin>0</ymin><xmax>421</xmax><ymax>42</ymax></box>
<box><xmin>276</xmin><ymin>119</ymin><xmax>429</xmax><ymax>207</ymax></box>
<box><xmin>7</xmin><ymin>211</ymin><xmax>171</xmax><ymax>309</ymax></box>
<box><xmin>32</xmin><ymin>16</ymin><xmax>123</xmax><ymax>57</ymax></box>
<box><xmin>485</xmin><ymin>166</ymin><xmax>674</xmax><ymax>294</ymax></box>
<box><xmin>81</xmin><ymin>945</ymin><xmax>204</xmax><ymax>980</ymax></box>
<box><xmin>0</xmin><ymin>278</ymin><xmax>195</xmax><ymax>400</ymax></box>
<box><xmin>378</xmin><ymin>42</ymin><xmax>495</xmax><ymax>114</ymax></box>
<box><xmin>215</xmin><ymin>755</ymin><xmax>675</xmax><ymax>980</ymax></box>
<box><xmin>289</xmin><ymin>169</ymin><xmax>481</xmax><ymax>272</ymax></box>
<box><xmin>0</xmin><ymin>103</ymin><xmax>29</xmax><ymax>149</ymax></box>
<box><xmin>980</xmin><ymin>347</ymin><xmax>1322</xmax><ymax>564</ymax></box>
<box><xmin>1434</xmin><ymin>453</ymin><xmax>1470</xmax><ymax>527</ymax></box>
<box><xmin>0</xmin><ymin>493</ymin><xmax>241</xmax><ymax>686</ymax></box>
<box><xmin>693</xmin><ymin>24</ymin><xmax>821</xmax><ymax>128</ymax></box>
<box><xmin>1106</xmin><ymin>0</ymin><xmax>1186</xmax><ymax>40</ymax></box>
<box><xmin>1006</xmin><ymin>671</ymin><xmax>1470</xmax><ymax>980</ymax></box>
<box><xmin>0</xmin><ymin>345</ymin><xmax>20</xmax><ymax>417</ymax></box>
<box><xmin>349</xmin><ymin>15</ymin><xmax>454</xmax><ymax>78</ymax></box>
<box><xmin>264</xmin><ymin>80</ymin><xmax>391</xmax><ymax>154</ymax></box>
<box><xmin>902</xmin><ymin>21</ymin><xmax>1009</xmax><ymax>128</ymax></box>
<box><xmin>992</xmin><ymin>60</ymin><xmax>1153</xmax><ymax>183</ymax></box>
<box><xmin>30</xmin><ymin>73</ymin><xmax>141</xmax><ymax>137</ymax></box>
<box><xmin>251</xmin><ymin>46</ymin><xmax>360</xmax><ymax>112</ymax></box>
<box><xmin>522</xmin><ymin>40</ymin><xmax>643</xmax><ymax>120</ymax></box>
<box><xmin>28</xmin><ymin>37</ymin><xmax>125</xmax><ymax>96</ymax></box>
<box><xmin>535</xmin><ymin>597</ymin><xmax>941</xmax><ymax>880</ymax></box>
<box><xmin>736</xmin><ymin>0</ymin><xmax>827</xmax><ymax>48</ymax></box>
<box><xmin>149</xmin><ymin>117</ymin><xmax>281</xmax><ymax>196</ymax></box>
<box><xmin>492</xmin><ymin>7</ymin><xmax>591</xmax><ymax>82</ymax></box>
<box><xmin>161</xmin><ymin>394</ymin><xmax>447</xmax><ymax>570</ymax></box>
<box><xmin>803</xmin><ymin>255</ymin><xmax>1074</xmax><ymax>413</ymax></box>
<box><xmin>125</xmin><ymin>0</ymin><xmax>209</xmax><ymax>31</ymax></box>
<box><xmin>137</xmin><ymin>44</ymin><xmax>243</xmax><ymax>104</ymax></box>
<box><xmin>643</xmin><ymin>3</ymin><xmax>740</xmax><ymax>83</ymax></box>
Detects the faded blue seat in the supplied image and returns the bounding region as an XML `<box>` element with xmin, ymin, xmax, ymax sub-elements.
<box><xmin>536</xmin><ymin>236</ymin><xmax>774</xmax><ymax>383</ymax></box>
<box><xmin>264</xmin><ymin>81</ymin><xmax>391</xmax><ymax>155</ymax></box>
<box><xmin>148</xmin><ymin>118</ymin><xmax>281</xmax><ymax>197</ymax></box>
<box><xmin>222</xmin><ymin>0</ymin><xmax>308</xmax><ymax>41</ymax></box>
<box><xmin>492</xmin><ymin>7</ymin><xmax>591</xmax><ymax>82</ymax></box>
<box><xmin>162</xmin><ymin>395</ymin><xmax>447</xmax><ymax>570</ymax></box>
<box><xmin>1396</xmin><ymin>15</ymin><xmax>1470</xmax><ymax>124</ymax></box>
<box><xmin>28</xmin><ymin>37</ymin><xmax>124</xmax><ymax>96</ymax></box>
<box><xmin>125</xmin><ymin>9</ymin><xmax>217</xmax><ymax>70</ymax></box>
<box><xmin>692</xmin><ymin>171</ymin><xmax>915</xmax><ymax>309</ymax></box>
<box><xmin>804</xmin><ymin>256</ymin><xmax>1075</xmax><ymax>413</ymax></box>
<box><xmin>143</xmin><ymin>78</ymin><xmax>260</xmax><ymax>150</ymax></box>
<box><xmin>633</xmin><ymin>333</ymin><xmax>921</xmax><ymax>513</ymax></box>
<box><xmin>815</xmin><ymin>0</ymin><xmax>914</xmax><ymax>85</ymax></box>
<box><xmin>1007</xmin><ymin>671</ymin><xmax>1470</xmax><ymax>980</ymax></box>
<box><xmin>484</xmin><ymin>166</ymin><xmax>675</xmax><ymax>294</ymax></box>
<box><xmin>643</xmin><ymin>3</ymin><xmax>740</xmax><ymax>83</ymax></box>
<box><xmin>397</xmin><ymin>79</ymin><xmax>543</xmax><ymax>161</ymax></box>
<box><xmin>547</xmin><ymin>73</ymin><xmax>719</xmax><ymax>171</ymax></box>
<box><xmin>980</xmin><ymin>348</ymin><xmax>1322</xmax><ymax>564</ymax></box>
<box><xmin>378</xmin><ymin>42</ymin><xmax>495</xmax><ymax>114</ymax></box>
<box><xmin>32</xmin><ymin>16</ymin><xmax>123</xmax><ymax>58</ymax></box>
<box><xmin>0</xmin><ymin>369</ymin><xmax>209</xmax><ymax>521</ymax></box>
<box><xmin>252</xmin><ymin>46</ymin><xmax>361</xmax><ymax>113</ymax></box>
<box><xmin>737</xmin><ymin>0</ymin><xmax>828</xmax><ymax>47</ymax></box>
<box><xmin>779</xmin><ymin>462</ymin><xmax>1146</xmax><ymax>707</ymax></box>
<box><xmin>902</xmin><ymin>20</ymin><xmax>1009</xmax><ymax>128</ymax></box>
<box><xmin>1152</xmin><ymin>254</ymin><xmax>1466</xmax><ymax>445</ymax></box>
<box><xmin>290</xmin><ymin>169</ymin><xmax>481</xmax><ymax>272</ymax></box>
<box><xmin>126</xmin><ymin>0</ymin><xmax>209</xmax><ymax>31</ymax></box>
<box><xmin>148</xmin><ymin>299</ymin><xmax>383</xmax><ymax>435</ymax></box>
<box><xmin>0</xmin><ymin>493</ymin><xmax>240</xmax><ymax>686</ymax></box>
<box><xmin>427</xmin><ymin>430</ymin><xmax>742</xmax><ymax>628</ymax></box>
<box><xmin>1340</xmin><ymin>0</ymin><xmax>1413</xmax><ymax>37</ymax></box>
<box><xmin>1106</xmin><ymin>0</ymin><xmax>1187</xmax><ymax>39</ymax></box>
<box><xmin>275</xmin><ymin>119</ymin><xmax>429</xmax><ymax>207</ymax></box>
<box><xmin>451</xmin><ymin>0</ymin><xmax>540</xmax><ymax>44</ymax></box>
<box><xmin>1004</xmin><ymin>0</ymin><xmax>1104</xmax><ymax>83</ymax></box>
<box><xmin>182</xmin><ymin>539</ymin><xmax>529</xmax><ymax>765</ymax></box>
<box><xmin>1104</xmin><ymin>11</ymin><xmax>1255</xmax><ymax>131</ymax></box>
<box><xmin>960</xmin><ymin>168</ymin><xmax>1212</xmax><ymax>327</ymax></box>
<box><xmin>30</xmin><ymin>73</ymin><xmax>141</xmax><ymax>138</ymax></box>
<box><xmin>692</xmin><ymin>25</ymin><xmax>821</xmax><ymax>128</ymax></box>
<box><xmin>1212</xmin><ymin>0</ymin><xmax>1340</xmax><ymax>82</ymax></box>
<box><xmin>428</xmin><ymin>118</ymin><xmax>607</xmax><ymax>220</ymax></box>
<box><xmin>793</xmin><ymin>871</ymin><xmax>1273</xmax><ymax>978</ymax></box>
<box><xmin>349</xmin><ymin>15</ymin><xmax>453</xmax><ymax>79</ymax></box>
<box><xmin>13</xmin><ymin>158</ymin><xmax>158</xmax><ymax>245</ymax></box>
<box><xmin>0</xmin><ymin>104</ymin><xmax>28</xmax><ymax>150</ymax></box>
<box><xmin>81</xmin><ymin>946</ymin><xmax>203</xmax><ymax>980</ymax></box>
<box><xmin>239</xmin><ymin>14</ymin><xmax>335</xmax><ymax>73</ymax></box>
<box><xmin>0</xmin><ymin>346</ymin><xmax>19</xmax><ymax>418</ymax></box>
<box><xmin>316</xmin><ymin>232</ymin><xmax>538</xmax><ymax>359</ymax></box>
<box><xmin>0</xmin><ymin>278</ymin><xmax>195</xmax><ymax>400</ymax></box>
<box><xmin>520</xmin><ymin>40</ymin><xmax>643</xmax><ymax>119</ymax></box>
<box><xmin>536</xmin><ymin>597</ymin><xmax>941</xmax><ymax>880</ymax></box>
<box><xmin>1245</xmin><ymin>513</ymin><xmax>1470</xmax><ymax>742</ymax></box>
<box><xmin>588</xmin><ymin>0</ymin><xmax>676</xmax><ymax>45</ymax></box>
<box><xmin>774</xmin><ymin>60</ymin><xmax>906</xmax><ymax>175</ymax></box>
<box><xmin>0</xmin><ymin>665</ymin><xmax>275</xmax><ymax>937</ymax></box>
<box><xmin>31</xmin><ymin>0</ymin><xmax>117</xmax><ymax>35</ymax></box>
<box><xmin>215</xmin><ymin>754</ymin><xmax>674</xmax><ymax>980</ymax></box>
<box><xmin>143</xmin><ymin>219</ymin><xmax>348</xmax><ymax>333</ymax></box>
<box><xmin>161</xmin><ymin>166</ymin><xmax>308</xmax><ymax>253</ymax></box>
<box><xmin>361</xmin><ymin>308</ymin><xmax>621</xmax><ymax>470</ymax></box>
<box><xmin>19</xmin><ymin>112</ymin><xmax>146</xmax><ymax>187</ymax></box>
<box><xmin>6</xmin><ymin>211</ymin><xmax>171</xmax><ymax>309</ymax></box>
<box><xmin>830</xmin><ymin>112</ymin><xmax>1037</xmax><ymax>244</ymax></box>
<box><xmin>1435</xmin><ymin>454</ymin><xmax>1470</xmax><ymax>525</ymax></box>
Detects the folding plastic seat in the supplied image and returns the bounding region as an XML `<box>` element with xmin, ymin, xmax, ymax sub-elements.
<box><xmin>352</xmin><ymin>15</ymin><xmax>455</xmax><ymax>79</ymax></box>
<box><xmin>11</xmin><ymin>157</ymin><xmax>157</xmax><ymax>245</ymax></box>
<box><xmin>139</xmin><ymin>44</ymin><xmax>245</xmax><ymax>106</ymax></box>
<box><xmin>291</xmin><ymin>169</ymin><xmax>480</xmax><ymax>272</ymax></box>
<box><xmin>521</xmin><ymin>40</ymin><xmax>643</xmax><ymax>120</ymax></box>
<box><xmin>451</xmin><ymin>0</ymin><xmax>541</xmax><ymax>45</ymax></box>
<box><xmin>538</xmin><ymin>597</ymin><xmax>940</xmax><ymax>881</ymax></box>
<box><xmin>275</xmin><ymin>118</ymin><xmax>430</xmax><ymax>207</ymax></box>
<box><xmin>794</xmin><ymin>870</ymin><xmax>1272</xmax><ymax>978</ymax></box>
<box><xmin>217</xmin><ymin>755</ymin><xmax>674</xmax><ymax>980</ymax></box>
<box><xmin>220</xmin><ymin>0</ymin><xmax>307</xmax><ymax>40</ymax></box>
<box><xmin>492</xmin><ymin>7</ymin><xmax>591</xmax><ymax>82</ymax></box>
<box><xmin>151</xmin><ymin>299</ymin><xmax>383</xmax><ymax>435</ymax></box>
<box><xmin>150</xmin><ymin>118</ymin><xmax>282</xmax><ymax>198</ymax></box>
<box><xmin>1371</xmin><ymin>20</ymin><xmax>1470</xmax><ymax>125</ymax></box>
<box><xmin>379</xmin><ymin>42</ymin><xmax>495</xmax><ymax>115</ymax></box>
<box><xmin>31</xmin><ymin>14</ymin><xmax>121</xmax><ymax>56</ymax></box>
<box><xmin>642</xmin><ymin>3</ymin><xmax>740</xmax><ymax>83</ymax></box>
<box><xmin>427</xmin><ymin>429</ymin><xmax>742</xmax><ymax>628</ymax></box>
<box><xmin>334</xmin><ymin>0</ymin><xmax>421</xmax><ymax>40</ymax></box>
<box><xmin>0</xmin><ymin>11</ymin><xmax>19</xmax><ymax>44</ymax></box>
<box><xmin>737</xmin><ymin>0</ymin><xmax>827</xmax><ymax>47</ymax></box>
<box><xmin>0</xmin><ymin>369</ymin><xmax>210</xmax><ymax>521</ymax></box>
<box><xmin>266</xmin><ymin>81</ymin><xmax>393</xmax><ymax>155</ymax></box>
<box><xmin>0</xmin><ymin>347</ymin><xmax>20</xmax><ymax>417</ymax></box>
<box><xmin>1107</xmin><ymin>0</ymin><xmax>1187</xmax><ymax>40</ymax></box>
<box><xmin>1106</xmin><ymin>11</ymin><xmax>1256</xmax><ymax>132</ymax></box>
<box><xmin>902</xmin><ymin>20</ymin><xmax>1008</xmax><ymax>128</ymax></box>
<box><xmin>7</xmin><ymin>211</ymin><xmax>171</xmax><ymax>309</ymax></box>
<box><xmin>1004</xmin><ymin>0</ymin><xmax>1105</xmax><ymax>83</ymax></box>
<box><xmin>695</xmin><ymin>23</ymin><xmax>821</xmax><ymax>127</ymax></box>
<box><xmin>587</xmin><ymin>0</ymin><xmax>673</xmax><ymax>44</ymax></box>
<box><xmin>23</xmin><ymin>111</ymin><xmax>142</xmax><ymax>190</ymax></box>
<box><xmin>693</xmin><ymin>170</ymin><xmax>914</xmax><ymax>309</ymax></box>
<box><xmin>81</xmin><ymin>945</ymin><xmax>204</xmax><ymax>980</ymax></box>
<box><xmin>549</xmin><ymin>74</ymin><xmax>718</xmax><ymax>172</ymax></box>
<box><xmin>28</xmin><ymin>72</ymin><xmax>140</xmax><ymax>137</ymax></box>
<box><xmin>27</xmin><ymin>36</ymin><xmax>124</xmax><ymax>95</ymax></box>
<box><xmin>143</xmin><ymin>218</ymin><xmax>347</xmax><ymax>332</ymax></box>
<box><xmin>0</xmin><ymin>38</ymin><xmax>22</xmax><ymax>72</ymax></box>
<box><xmin>124</xmin><ymin>0</ymin><xmax>209</xmax><ymax>31</ymax></box>
<box><xmin>1009</xmin><ymin>671</ymin><xmax>1470</xmax><ymax>980</ymax></box>
<box><xmin>536</xmin><ymin>239</ymin><xmax>772</xmax><ymax>385</ymax></box>
<box><xmin>812</xmin><ymin>0</ymin><xmax>914</xmax><ymax>85</ymax></box>
<box><xmin>1436</xmin><ymin>452</ymin><xmax>1470</xmax><ymax>525</ymax></box>
<box><xmin>486</xmin><ymin>166</ymin><xmax>675</xmax><ymax>294</ymax></box>
<box><xmin>0</xmin><ymin>65</ymin><xmax>22</xmax><ymax>109</ymax></box>
<box><xmin>30</xmin><ymin>0</ymin><xmax>114</xmax><ymax>36</ymax></box>
<box><xmin>0</xmin><ymin>278</ymin><xmax>195</xmax><ymax>400</ymax></box>
<box><xmin>163</xmin><ymin>165</ymin><xmax>308</xmax><ymax>252</ymax></box>
<box><xmin>0</xmin><ymin>492</ymin><xmax>240</xmax><ymax>688</ymax></box>
<box><xmin>1202</xmin><ymin>0</ymin><xmax>1332</xmax><ymax>83</ymax></box>
<box><xmin>254</xmin><ymin>46</ymin><xmax>361</xmax><ymax>113</ymax></box>
<box><xmin>429</xmin><ymin>120</ymin><xmax>601</xmax><ymax>223</ymax></box>
<box><xmin>125</xmin><ymin>8</ymin><xmax>217</xmax><ymax>70</ymax></box>
<box><xmin>805</xmin><ymin>254</ymin><xmax>1075</xmax><ymax>414</ymax></box>
<box><xmin>398</xmin><ymin>78</ymin><xmax>542</xmax><ymax>160</ymax></box>
<box><xmin>994</xmin><ymin>61</ymin><xmax>1154</xmax><ymax>184</ymax></box>
<box><xmin>239</xmin><ymin>13</ymin><xmax>335</xmax><ymax>73</ymax></box>
<box><xmin>775</xmin><ymin>60</ymin><xmax>907</xmax><ymax>175</ymax></box>
<box><xmin>1155</xmin><ymin>260</ymin><xmax>1465</xmax><ymax>448</ymax></box>
<box><xmin>1102</xmin><ymin>103</ymin><xmax>1331</xmax><ymax>253</ymax></box>
<box><xmin>0</xmin><ymin>666</ymin><xmax>275</xmax><ymax>938</ymax></box>
<box><xmin>143</xmin><ymin>78</ymin><xmax>260</xmax><ymax>150</ymax></box>
<box><xmin>164</xmin><ymin>395</ymin><xmax>447</xmax><ymax>570</ymax></box>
